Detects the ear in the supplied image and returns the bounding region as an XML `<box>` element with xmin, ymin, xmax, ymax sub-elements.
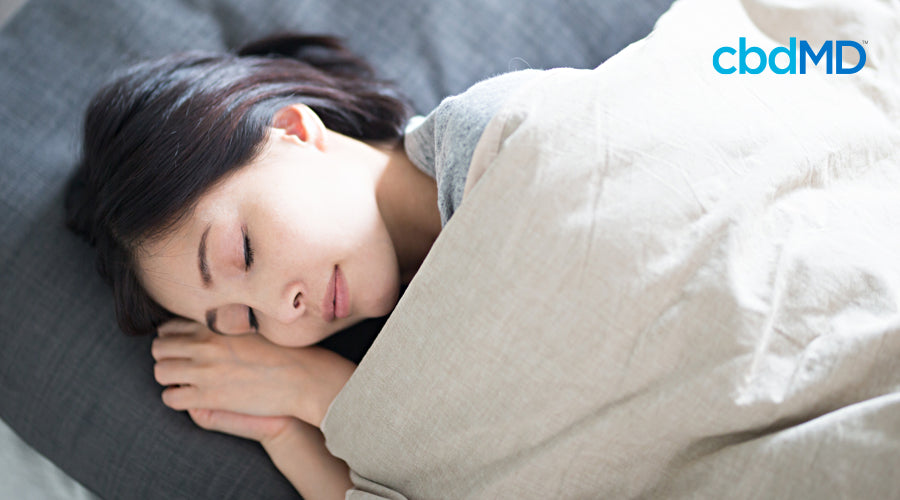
<box><xmin>272</xmin><ymin>104</ymin><xmax>327</xmax><ymax>151</ymax></box>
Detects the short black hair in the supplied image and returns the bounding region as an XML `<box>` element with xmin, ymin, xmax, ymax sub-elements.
<box><xmin>65</xmin><ymin>34</ymin><xmax>410</xmax><ymax>335</ymax></box>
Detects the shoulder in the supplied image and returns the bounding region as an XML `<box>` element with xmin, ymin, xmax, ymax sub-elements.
<box><xmin>432</xmin><ymin>70</ymin><xmax>541</xmax><ymax>134</ymax></box>
<box><xmin>404</xmin><ymin>70</ymin><xmax>541</xmax><ymax>224</ymax></box>
<box><xmin>404</xmin><ymin>70</ymin><xmax>540</xmax><ymax>176</ymax></box>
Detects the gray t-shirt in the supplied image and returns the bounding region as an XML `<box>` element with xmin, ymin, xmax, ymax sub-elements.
<box><xmin>404</xmin><ymin>70</ymin><xmax>539</xmax><ymax>226</ymax></box>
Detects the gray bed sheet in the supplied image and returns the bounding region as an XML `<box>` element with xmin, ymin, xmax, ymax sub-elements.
<box><xmin>0</xmin><ymin>4</ymin><xmax>92</xmax><ymax>498</ymax></box>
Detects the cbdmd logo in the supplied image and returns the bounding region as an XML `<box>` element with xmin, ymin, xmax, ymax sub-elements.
<box><xmin>713</xmin><ymin>38</ymin><xmax>867</xmax><ymax>74</ymax></box>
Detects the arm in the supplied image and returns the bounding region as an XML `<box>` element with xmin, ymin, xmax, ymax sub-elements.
<box><xmin>185</xmin><ymin>409</ymin><xmax>351</xmax><ymax>500</ymax></box>
<box><xmin>262</xmin><ymin>420</ymin><xmax>354</xmax><ymax>500</ymax></box>
<box><xmin>151</xmin><ymin>319</ymin><xmax>357</xmax><ymax>497</ymax></box>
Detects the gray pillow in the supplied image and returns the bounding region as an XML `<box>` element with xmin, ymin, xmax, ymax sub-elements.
<box><xmin>0</xmin><ymin>0</ymin><xmax>674</xmax><ymax>498</ymax></box>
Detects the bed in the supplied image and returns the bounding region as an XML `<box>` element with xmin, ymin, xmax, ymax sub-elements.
<box><xmin>0</xmin><ymin>0</ymin><xmax>676</xmax><ymax>498</ymax></box>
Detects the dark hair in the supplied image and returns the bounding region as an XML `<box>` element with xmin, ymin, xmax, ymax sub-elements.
<box><xmin>65</xmin><ymin>34</ymin><xmax>411</xmax><ymax>336</ymax></box>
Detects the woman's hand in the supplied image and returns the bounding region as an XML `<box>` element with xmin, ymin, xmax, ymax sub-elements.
<box><xmin>186</xmin><ymin>408</ymin><xmax>295</xmax><ymax>444</ymax></box>
<box><xmin>190</xmin><ymin>406</ymin><xmax>355</xmax><ymax>499</ymax></box>
<box><xmin>151</xmin><ymin>319</ymin><xmax>356</xmax><ymax>428</ymax></box>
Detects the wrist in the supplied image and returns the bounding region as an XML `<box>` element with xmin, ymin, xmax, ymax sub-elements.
<box><xmin>291</xmin><ymin>347</ymin><xmax>356</xmax><ymax>428</ymax></box>
<box><xmin>260</xmin><ymin>419</ymin><xmax>353</xmax><ymax>500</ymax></box>
<box><xmin>260</xmin><ymin>418</ymin><xmax>314</xmax><ymax>452</ymax></box>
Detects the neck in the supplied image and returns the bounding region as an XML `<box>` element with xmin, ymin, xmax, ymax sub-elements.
<box><xmin>324</xmin><ymin>131</ymin><xmax>441</xmax><ymax>284</ymax></box>
<box><xmin>372</xmin><ymin>141</ymin><xmax>442</xmax><ymax>285</ymax></box>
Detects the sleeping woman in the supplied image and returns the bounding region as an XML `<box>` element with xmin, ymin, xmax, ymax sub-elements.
<box><xmin>65</xmin><ymin>34</ymin><xmax>535</xmax><ymax>499</ymax></box>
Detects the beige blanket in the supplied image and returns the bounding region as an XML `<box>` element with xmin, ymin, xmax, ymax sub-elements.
<box><xmin>321</xmin><ymin>0</ymin><xmax>900</xmax><ymax>497</ymax></box>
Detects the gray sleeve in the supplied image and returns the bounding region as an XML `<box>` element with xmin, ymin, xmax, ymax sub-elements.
<box><xmin>404</xmin><ymin>70</ymin><xmax>539</xmax><ymax>226</ymax></box>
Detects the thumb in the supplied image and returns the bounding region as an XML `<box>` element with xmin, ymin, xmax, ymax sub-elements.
<box><xmin>187</xmin><ymin>409</ymin><xmax>293</xmax><ymax>443</ymax></box>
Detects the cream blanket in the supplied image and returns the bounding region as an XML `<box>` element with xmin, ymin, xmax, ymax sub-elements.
<box><xmin>321</xmin><ymin>0</ymin><xmax>900</xmax><ymax>497</ymax></box>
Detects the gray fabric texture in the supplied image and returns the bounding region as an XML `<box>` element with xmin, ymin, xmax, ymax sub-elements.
<box><xmin>0</xmin><ymin>416</ymin><xmax>98</xmax><ymax>500</ymax></box>
<box><xmin>0</xmin><ymin>0</ymin><xmax>675</xmax><ymax>498</ymax></box>
<box><xmin>405</xmin><ymin>70</ymin><xmax>539</xmax><ymax>225</ymax></box>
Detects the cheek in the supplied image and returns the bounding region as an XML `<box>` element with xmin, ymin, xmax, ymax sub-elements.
<box><xmin>259</xmin><ymin>324</ymin><xmax>326</xmax><ymax>348</ymax></box>
<box><xmin>273</xmin><ymin>172</ymin><xmax>379</xmax><ymax>242</ymax></box>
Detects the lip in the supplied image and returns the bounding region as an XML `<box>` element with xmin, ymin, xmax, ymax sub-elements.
<box><xmin>334</xmin><ymin>266</ymin><xmax>350</xmax><ymax>319</ymax></box>
<box><xmin>321</xmin><ymin>267</ymin><xmax>336</xmax><ymax>322</ymax></box>
<box><xmin>321</xmin><ymin>265</ymin><xmax>350</xmax><ymax>322</ymax></box>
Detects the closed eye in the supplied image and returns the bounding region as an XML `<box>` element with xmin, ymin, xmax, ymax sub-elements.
<box><xmin>248</xmin><ymin>307</ymin><xmax>259</xmax><ymax>331</ymax></box>
<box><xmin>243</xmin><ymin>225</ymin><xmax>258</xmax><ymax>331</ymax></box>
<box><xmin>242</xmin><ymin>226</ymin><xmax>254</xmax><ymax>270</ymax></box>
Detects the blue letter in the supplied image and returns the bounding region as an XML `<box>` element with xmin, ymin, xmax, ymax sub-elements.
<box><xmin>739</xmin><ymin>37</ymin><xmax>766</xmax><ymax>74</ymax></box>
<box><xmin>768</xmin><ymin>37</ymin><xmax>797</xmax><ymax>74</ymax></box>
<box><xmin>800</xmin><ymin>40</ymin><xmax>833</xmax><ymax>74</ymax></box>
<box><xmin>713</xmin><ymin>46</ymin><xmax>736</xmax><ymax>74</ymax></box>
<box><xmin>836</xmin><ymin>41</ymin><xmax>866</xmax><ymax>74</ymax></box>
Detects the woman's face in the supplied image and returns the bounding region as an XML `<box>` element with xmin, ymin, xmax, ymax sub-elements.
<box><xmin>137</xmin><ymin>109</ymin><xmax>401</xmax><ymax>347</ymax></box>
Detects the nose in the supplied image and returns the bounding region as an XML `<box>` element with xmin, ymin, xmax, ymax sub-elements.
<box><xmin>274</xmin><ymin>281</ymin><xmax>306</xmax><ymax>324</ymax></box>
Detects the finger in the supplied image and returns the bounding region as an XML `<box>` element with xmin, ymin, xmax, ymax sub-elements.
<box><xmin>187</xmin><ymin>408</ymin><xmax>216</xmax><ymax>430</ymax></box>
<box><xmin>151</xmin><ymin>336</ymin><xmax>208</xmax><ymax>361</ymax></box>
<box><xmin>163</xmin><ymin>385</ymin><xmax>236</xmax><ymax>413</ymax></box>
<box><xmin>160</xmin><ymin>384</ymin><xmax>200</xmax><ymax>410</ymax></box>
<box><xmin>163</xmin><ymin>382</ymin><xmax>269</xmax><ymax>417</ymax></box>
<box><xmin>157</xmin><ymin>318</ymin><xmax>203</xmax><ymax>337</ymax></box>
<box><xmin>154</xmin><ymin>359</ymin><xmax>202</xmax><ymax>386</ymax></box>
<box><xmin>188</xmin><ymin>409</ymin><xmax>295</xmax><ymax>443</ymax></box>
<box><xmin>188</xmin><ymin>408</ymin><xmax>256</xmax><ymax>432</ymax></box>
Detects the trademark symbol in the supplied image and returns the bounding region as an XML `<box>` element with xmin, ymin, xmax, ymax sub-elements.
<box><xmin>863</xmin><ymin>40</ymin><xmax>869</xmax><ymax>44</ymax></box>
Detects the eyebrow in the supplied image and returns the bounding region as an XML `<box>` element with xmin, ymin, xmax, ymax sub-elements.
<box><xmin>198</xmin><ymin>225</ymin><xmax>225</xmax><ymax>335</ymax></box>
<box><xmin>198</xmin><ymin>223</ymin><xmax>213</xmax><ymax>288</ymax></box>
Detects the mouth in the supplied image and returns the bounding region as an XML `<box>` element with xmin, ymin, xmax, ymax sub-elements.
<box><xmin>322</xmin><ymin>267</ymin><xmax>336</xmax><ymax>322</ymax></box>
<box><xmin>322</xmin><ymin>265</ymin><xmax>350</xmax><ymax>322</ymax></box>
<box><xmin>334</xmin><ymin>266</ymin><xmax>350</xmax><ymax>319</ymax></box>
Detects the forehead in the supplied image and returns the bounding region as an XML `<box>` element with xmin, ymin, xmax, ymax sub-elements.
<box><xmin>133</xmin><ymin>197</ymin><xmax>226</xmax><ymax>322</ymax></box>
<box><xmin>139</xmin><ymin>164</ymin><xmax>242</xmax><ymax>260</ymax></box>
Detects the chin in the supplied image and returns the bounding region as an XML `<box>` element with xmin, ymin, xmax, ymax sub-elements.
<box><xmin>358</xmin><ymin>279</ymin><xmax>401</xmax><ymax>320</ymax></box>
<box><xmin>377</xmin><ymin>278</ymin><xmax>402</xmax><ymax>316</ymax></box>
